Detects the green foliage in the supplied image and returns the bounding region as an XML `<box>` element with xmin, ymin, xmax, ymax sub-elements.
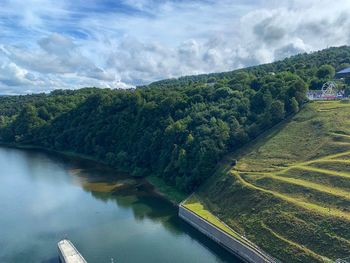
<box><xmin>270</xmin><ymin>100</ymin><xmax>285</xmax><ymax>123</ymax></box>
<box><xmin>289</xmin><ymin>97</ymin><xmax>299</xmax><ymax>113</ymax></box>
<box><xmin>316</xmin><ymin>64</ymin><xmax>335</xmax><ymax>79</ymax></box>
<box><xmin>1</xmin><ymin>46</ymin><xmax>350</xmax><ymax>192</ymax></box>
<box><xmin>197</xmin><ymin>101</ymin><xmax>350</xmax><ymax>263</ymax></box>
<box><xmin>345</xmin><ymin>77</ymin><xmax>350</xmax><ymax>86</ymax></box>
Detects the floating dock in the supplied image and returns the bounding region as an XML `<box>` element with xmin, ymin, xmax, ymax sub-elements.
<box><xmin>58</xmin><ymin>239</ymin><xmax>87</xmax><ymax>263</ymax></box>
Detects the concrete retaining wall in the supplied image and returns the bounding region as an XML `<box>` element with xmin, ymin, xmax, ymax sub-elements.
<box><xmin>179</xmin><ymin>205</ymin><xmax>276</xmax><ymax>263</ymax></box>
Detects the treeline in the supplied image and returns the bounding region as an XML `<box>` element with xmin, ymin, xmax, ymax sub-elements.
<box><xmin>0</xmin><ymin>89</ymin><xmax>105</xmax><ymax>132</ymax></box>
<box><xmin>146</xmin><ymin>46</ymin><xmax>350</xmax><ymax>90</ymax></box>
<box><xmin>1</xmin><ymin>46</ymin><xmax>350</xmax><ymax>192</ymax></box>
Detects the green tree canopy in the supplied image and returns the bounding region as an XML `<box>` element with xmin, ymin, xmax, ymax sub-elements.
<box><xmin>316</xmin><ymin>64</ymin><xmax>335</xmax><ymax>79</ymax></box>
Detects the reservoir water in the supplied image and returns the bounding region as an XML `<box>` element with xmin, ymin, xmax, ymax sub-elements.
<box><xmin>0</xmin><ymin>146</ymin><xmax>242</xmax><ymax>263</ymax></box>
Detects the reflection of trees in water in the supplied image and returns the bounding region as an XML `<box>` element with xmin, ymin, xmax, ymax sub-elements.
<box><xmin>41</xmin><ymin>256</ymin><xmax>59</xmax><ymax>263</ymax></box>
<box><xmin>67</xmin><ymin>162</ymin><xmax>239</xmax><ymax>263</ymax></box>
<box><xmin>85</xmin><ymin>184</ymin><xmax>184</xmax><ymax>236</ymax></box>
<box><xmin>177</xmin><ymin>220</ymin><xmax>238</xmax><ymax>263</ymax></box>
<box><xmin>2</xmin><ymin>148</ymin><xmax>238</xmax><ymax>263</ymax></box>
<box><xmin>88</xmin><ymin>187</ymin><xmax>242</xmax><ymax>262</ymax></box>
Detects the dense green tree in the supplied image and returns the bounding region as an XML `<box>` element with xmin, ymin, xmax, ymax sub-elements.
<box><xmin>316</xmin><ymin>64</ymin><xmax>335</xmax><ymax>79</ymax></box>
<box><xmin>270</xmin><ymin>100</ymin><xmax>285</xmax><ymax>123</ymax></box>
<box><xmin>289</xmin><ymin>97</ymin><xmax>299</xmax><ymax>113</ymax></box>
<box><xmin>345</xmin><ymin>77</ymin><xmax>350</xmax><ymax>86</ymax></box>
<box><xmin>2</xmin><ymin>46</ymin><xmax>350</xmax><ymax>192</ymax></box>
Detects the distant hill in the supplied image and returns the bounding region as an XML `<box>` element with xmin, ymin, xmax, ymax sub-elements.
<box><xmin>146</xmin><ymin>46</ymin><xmax>350</xmax><ymax>90</ymax></box>
<box><xmin>196</xmin><ymin>100</ymin><xmax>350</xmax><ymax>262</ymax></box>
<box><xmin>0</xmin><ymin>46</ymin><xmax>350</xmax><ymax>194</ymax></box>
<box><xmin>1</xmin><ymin>46</ymin><xmax>350</xmax><ymax>261</ymax></box>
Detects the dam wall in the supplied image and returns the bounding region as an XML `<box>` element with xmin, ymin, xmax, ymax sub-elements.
<box><xmin>179</xmin><ymin>205</ymin><xmax>277</xmax><ymax>263</ymax></box>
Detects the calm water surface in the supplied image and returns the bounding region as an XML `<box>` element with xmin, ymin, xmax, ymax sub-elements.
<box><xmin>0</xmin><ymin>146</ymin><xmax>242</xmax><ymax>263</ymax></box>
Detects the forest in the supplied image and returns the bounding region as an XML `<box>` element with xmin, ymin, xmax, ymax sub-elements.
<box><xmin>1</xmin><ymin>46</ymin><xmax>350</xmax><ymax>192</ymax></box>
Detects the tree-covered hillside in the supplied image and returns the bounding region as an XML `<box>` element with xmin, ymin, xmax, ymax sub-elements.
<box><xmin>193</xmin><ymin>100</ymin><xmax>350</xmax><ymax>262</ymax></box>
<box><xmin>1</xmin><ymin>46</ymin><xmax>350</xmax><ymax>192</ymax></box>
<box><xmin>147</xmin><ymin>46</ymin><xmax>350</xmax><ymax>90</ymax></box>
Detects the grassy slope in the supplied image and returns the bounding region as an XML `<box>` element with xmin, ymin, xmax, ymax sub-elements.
<box><xmin>183</xmin><ymin>194</ymin><xmax>244</xmax><ymax>240</ymax></box>
<box><xmin>192</xmin><ymin>101</ymin><xmax>350</xmax><ymax>263</ymax></box>
<box><xmin>147</xmin><ymin>174</ymin><xmax>187</xmax><ymax>204</ymax></box>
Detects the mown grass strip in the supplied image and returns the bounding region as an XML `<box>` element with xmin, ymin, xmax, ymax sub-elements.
<box><xmin>183</xmin><ymin>195</ymin><xmax>244</xmax><ymax>241</ymax></box>
<box><xmin>297</xmin><ymin>150</ymin><xmax>350</xmax><ymax>166</ymax></box>
<box><xmin>331</xmin><ymin>141</ymin><xmax>350</xmax><ymax>146</ymax></box>
<box><xmin>237</xmin><ymin>150</ymin><xmax>350</xmax><ymax>176</ymax></box>
<box><xmin>330</xmin><ymin>132</ymin><xmax>350</xmax><ymax>139</ymax></box>
<box><xmin>319</xmin><ymin>150</ymin><xmax>350</xmax><ymax>160</ymax></box>
<box><xmin>297</xmin><ymin>165</ymin><xmax>350</xmax><ymax>180</ymax></box>
<box><xmin>312</xmin><ymin>159</ymin><xmax>350</xmax><ymax>164</ymax></box>
<box><xmin>260</xmin><ymin>174</ymin><xmax>350</xmax><ymax>200</ymax></box>
<box><xmin>261</xmin><ymin>222</ymin><xmax>331</xmax><ymax>263</ymax></box>
<box><xmin>233</xmin><ymin>171</ymin><xmax>350</xmax><ymax>220</ymax></box>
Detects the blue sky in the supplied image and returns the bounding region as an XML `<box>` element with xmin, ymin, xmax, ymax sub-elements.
<box><xmin>1</xmin><ymin>0</ymin><xmax>350</xmax><ymax>94</ymax></box>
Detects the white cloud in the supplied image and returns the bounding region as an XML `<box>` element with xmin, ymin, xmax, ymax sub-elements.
<box><xmin>0</xmin><ymin>63</ymin><xmax>31</xmax><ymax>87</ymax></box>
<box><xmin>1</xmin><ymin>0</ymin><xmax>350</xmax><ymax>94</ymax></box>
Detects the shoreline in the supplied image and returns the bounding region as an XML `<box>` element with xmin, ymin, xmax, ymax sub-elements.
<box><xmin>0</xmin><ymin>142</ymin><xmax>186</xmax><ymax>205</ymax></box>
<box><xmin>0</xmin><ymin>142</ymin><xmax>270</xmax><ymax>262</ymax></box>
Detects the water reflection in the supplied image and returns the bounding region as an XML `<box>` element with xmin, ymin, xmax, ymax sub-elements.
<box><xmin>0</xmin><ymin>146</ymin><xmax>241</xmax><ymax>263</ymax></box>
<box><xmin>75</xmin><ymin>169</ymin><xmax>185</xmax><ymax>235</ymax></box>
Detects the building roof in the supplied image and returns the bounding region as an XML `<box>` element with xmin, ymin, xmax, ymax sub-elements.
<box><xmin>336</xmin><ymin>67</ymin><xmax>350</xmax><ymax>77</ymax></box>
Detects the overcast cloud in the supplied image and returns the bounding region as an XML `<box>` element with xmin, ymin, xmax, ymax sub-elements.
<box><xmin>1</xmin><ymin>0</ymin><xmax>350</xmax><ymax>94</ymax></box>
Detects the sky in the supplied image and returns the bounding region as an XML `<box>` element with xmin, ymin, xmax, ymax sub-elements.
<box><xmin>1</xmin><ymin>0</ymin><xmax>350</xmax><ymax>94</ymax></box>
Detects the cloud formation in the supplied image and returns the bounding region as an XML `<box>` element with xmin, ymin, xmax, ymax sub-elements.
<box><xmin>1</xmin><ymin>0</ymin><xmax>350</xmax><ymax>94</ymax></box>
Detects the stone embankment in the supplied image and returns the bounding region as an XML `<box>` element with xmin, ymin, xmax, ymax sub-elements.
<box><xmin>179</xmin><ymin>205</ymin><xmax>278</xmax><ymax>263</ymax></box>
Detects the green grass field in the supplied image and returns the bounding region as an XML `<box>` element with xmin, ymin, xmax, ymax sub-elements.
<box><xmin>183</xmin><ymin>194</ymin><xmax>244</xmax><ymax>240</ymax></box>
<box><xmin>189</xmin><ymin>101</ymin><xmax>350</xmax><ymax>263</ymax></box>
